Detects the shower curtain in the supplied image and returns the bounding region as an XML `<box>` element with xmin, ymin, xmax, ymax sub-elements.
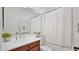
<box><xmin>31</xmin><ymin>8</ymin><xmax>72</xmax><ymax>50</ymax></box>
<box><xmin>42</xmin><ymin>8</ymin><xmax>72</xmax><ymax>48</ymax></box>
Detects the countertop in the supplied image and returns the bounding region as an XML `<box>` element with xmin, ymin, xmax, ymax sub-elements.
<box><xmin>1</xmin><ymin>37</ymin><xmax>40</xmax><ymax>51</ymax></box>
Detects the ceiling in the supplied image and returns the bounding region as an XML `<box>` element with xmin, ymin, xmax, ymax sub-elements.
<box><xmin>23</xmin><ymin>7</ymin><xmax>58</xmax><ymax>19</ymax></box>
<box><xmin>4</xmin><ymin>7</ymin><xmax>58</xmax><ymax>21</ymax></box>
<box><xmin>30</xmin><ymin>7</ymin><xmax>58</xmax><ymax>14</ymax></box>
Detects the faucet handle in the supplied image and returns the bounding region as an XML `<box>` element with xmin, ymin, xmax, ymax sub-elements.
<box><xmin>16</xmin><ymin>32</ymin><xmax>19</xmax><ymax>35</ymax></box>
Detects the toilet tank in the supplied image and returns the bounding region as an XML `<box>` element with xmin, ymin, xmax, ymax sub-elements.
<box><xmin>39</xmin><ymin>35</ymin><xmax>46</xmax><ymax>46</ymax></box>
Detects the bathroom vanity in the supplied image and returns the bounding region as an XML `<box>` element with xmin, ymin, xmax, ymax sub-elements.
<box><xmin>10</xmin><ymin>40</ymin><xmax>40</xmax><ymax>51</ymax></box>
<box><xmin>1</xmin><ymin>38</ymin><xmax>40</xmax><ymax>51</ymax></box>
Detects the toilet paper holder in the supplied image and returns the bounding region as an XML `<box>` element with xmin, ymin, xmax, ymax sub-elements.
<box><xmin>74</xmin><ymin>47</ymin><xmax>79</xmax><ymax>51</ymax></box>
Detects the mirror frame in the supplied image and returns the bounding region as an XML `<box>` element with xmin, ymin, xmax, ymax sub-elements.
<box><xmin>2</xmin><ymin>7</ymin><xmax>4</xmax><ymax>31</ymax></box>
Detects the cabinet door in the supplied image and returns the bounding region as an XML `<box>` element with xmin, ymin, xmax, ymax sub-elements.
<box><xmin>10</xmin><ymin>45</ymin><xmax>29</xmax><ymax>51</ymax></box>
<box><xmin>29</xmin><ymin>41</ymin><xmax>40</xmax><ymax>49</ymax></box>
<box><xmin>30</xmin><ymin>46</ymin><xmax>40</xmax><ymax>51</ymax></box>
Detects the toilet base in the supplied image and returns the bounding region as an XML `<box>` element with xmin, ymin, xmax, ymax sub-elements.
<box><xmin>40</xmin><ymin>45</ymin><xmax>52</xmax><ymax>51</ymax></box>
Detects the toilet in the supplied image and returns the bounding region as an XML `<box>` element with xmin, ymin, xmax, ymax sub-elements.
<box><xmin>39</xmin><ymin>35</ymin><xmax>52</xmax><ymax>51</ymax></box>
<box><xmin>40</xmin><ymin>46</ymin><xmax>52</xmax><ymax>51</ymax></box>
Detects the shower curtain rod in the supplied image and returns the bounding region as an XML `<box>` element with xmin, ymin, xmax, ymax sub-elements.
<box><xmin>28</xmin><ymin>7</ymin><xmax>61</xmax><ymax>20</ymax></box>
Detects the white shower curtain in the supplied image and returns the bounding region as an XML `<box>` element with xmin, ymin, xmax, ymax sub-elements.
<box><xmin>42</xmin><ymin>8</ymin><xmax>65</xmax><ymax>46</ymax></box>
<box><xmin>31</xmin><ymin>8</ymin><xmax>72</xmax><ymax>48</ymax></box>
<box><xmin>42</xmin><ymin>8</ymin><xmax>72</xmax><ymax>48</ymax></box>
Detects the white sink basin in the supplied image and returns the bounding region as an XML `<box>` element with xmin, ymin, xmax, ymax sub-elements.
<box><xmin>1</xmin><ymin>36</ymin><xmax>40</xmax><ymax>51</ymax></box>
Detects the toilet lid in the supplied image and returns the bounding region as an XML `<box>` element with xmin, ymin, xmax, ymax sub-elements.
<box><xmin>41</xmin><ymin>46</ymin><xmax>52</xmax><ymax>51</ymax></box>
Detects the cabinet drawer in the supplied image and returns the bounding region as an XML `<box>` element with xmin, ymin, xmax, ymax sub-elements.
<box><xmin>29</xmin><ymin>40</ymin><xmax>40</xmax><ymax>49</ymax></box>
<box><xmin>30</xmin><ymin>46</ymin><xmax>40</xmax><ymax>51</ymax></box>
<box><xmin>10</xmin><ymin>44</ymin><xmax>29</xmax><ymax>51</ymax></box>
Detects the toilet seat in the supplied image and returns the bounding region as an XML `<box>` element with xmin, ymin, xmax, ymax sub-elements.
<box><xmin>40</xmin><ymin>45</ymin><xmax>52</xmax><ymax>51</ymax></box>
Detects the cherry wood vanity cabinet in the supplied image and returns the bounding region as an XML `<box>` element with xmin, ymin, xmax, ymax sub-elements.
<box><xmin>10</xmin><ymin>40</ymin><xmax>40</xmax><ymax>51</ymax></box>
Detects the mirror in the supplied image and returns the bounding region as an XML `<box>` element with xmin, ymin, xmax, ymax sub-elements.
<box><xmin>18</xmin><ymin>20</ymin><xmax>31</xmax><ymax>34</ymax></box>
<box><xmin>0</xmin><ymin>7</ymin><xmax>2</xmax><ymax>35</ymax></box>
<box><xmin>3</xmin><ymin>7</ymin><xmax>31</xmax><ymax>35</ymax></box>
